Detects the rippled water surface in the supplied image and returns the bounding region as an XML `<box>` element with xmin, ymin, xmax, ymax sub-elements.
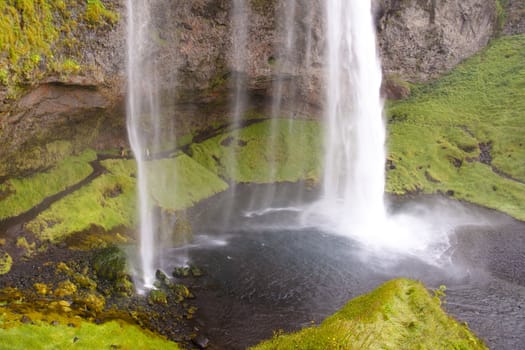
<box><xmin>161</xmin><ymin>186</ymin><xmax>525</xmax><ymax>349</ymax></box>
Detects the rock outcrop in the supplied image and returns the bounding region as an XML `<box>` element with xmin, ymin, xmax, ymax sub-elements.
<box><xmin>0</xmin><ymin>0</ymin><xmax>509</xmax><ymax>178</ymax></box>
<box><xmin>376</xmin><ymin>0</ymin><xmax>497</xmax><ymax>81</ymax></box>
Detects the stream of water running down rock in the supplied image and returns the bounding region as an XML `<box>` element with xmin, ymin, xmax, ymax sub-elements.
<box><xmin>126</xmin><ymin>0</ymin><xmax>156</xmax><ymax>288</ymax></box>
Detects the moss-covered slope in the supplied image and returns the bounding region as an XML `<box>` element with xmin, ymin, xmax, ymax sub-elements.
<box><xmin>24</xmin><ymin>154</ymin><xmax>228</xmax><ymax>243</ymax></box>
<box><xmin>0</xmin><ymin>319</ymin><xmax>179</xmax><ymax>350</ymax></box>
<box><xmin>386</xmin><ymin>34</ymin><xmax>525</xmax><ymax>220</ymax></box>
<box><xmin>252</xmin><ymin>279</ymin><xmax>487</xmax><ymax>350</ymax></box>
<box><xmin>190</xmin><ymin>119</ymin><xmax>322</xmax><ymax>184</ymax></box>
<box><xmin>0</xmin><ymin>149</ymin><xmax>96</xmax><ymax>220</ymax></box>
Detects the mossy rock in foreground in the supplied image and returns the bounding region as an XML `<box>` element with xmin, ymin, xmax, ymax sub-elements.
<box><xmin>252</xmin><ymin>278</ymin><xmax>487</xmax><ymax>350</ymax></box>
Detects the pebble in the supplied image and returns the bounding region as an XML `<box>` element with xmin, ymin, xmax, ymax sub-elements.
<box><xmin>191</xmin><ymin>334</ymin><xmax>210</xmax><ymax>349</ymax></box>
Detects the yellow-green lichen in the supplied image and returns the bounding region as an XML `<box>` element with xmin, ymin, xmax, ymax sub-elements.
<box><xmin>0</xmin><ymin>251</ymin><xmax>13</xmax><ymax>275</ymax></box>
<box><xmin>85</xmin><ymin>0</ymin><xmax>119</xmax><ymax>26</ymax></box>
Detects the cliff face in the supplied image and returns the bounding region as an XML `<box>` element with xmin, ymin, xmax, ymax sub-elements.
<box><xmin>376</xmin><ymin>0</ymin><xmax>497</xmax><ymax>81</ymax></box>
<box><xmin>0</xmin><ymin>0</ymin><xmax>509</xmax><ymax>178</ymax></box>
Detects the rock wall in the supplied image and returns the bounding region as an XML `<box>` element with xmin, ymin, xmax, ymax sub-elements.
<box><xmin>0</xmin><ymin>0</ymin><xmax>508</xmax><ymax>178</ymax></box>
<box><xmin>376</xmin><ymin>0</ymin><xmax>497</xmax><ymax>81</ymax></box>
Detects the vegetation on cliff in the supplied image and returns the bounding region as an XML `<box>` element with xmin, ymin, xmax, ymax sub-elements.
<box><xmin>252</xmin><ymin>279</ymin><xmax>487</xmax><ymax>350</ymax></box>
<box><xmin>0</xmin><ymin>0</ymin><xmax>118</xmax><ymax>95</ymax></box>
<box><xmin>386</xmin><ymin>34</ymin><xmax>525</xmax><ymax>220</ymax></box>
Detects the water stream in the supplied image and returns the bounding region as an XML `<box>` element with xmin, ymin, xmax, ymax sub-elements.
<box><xmin>166</xmin><ymin>184</ymin><xmax>525</xmax><ymax>349</ymax></box>
<box><xmin>314</xmin><ymin>0</ymin><xmax>387</xmax><ymax>235</ymax></box>
<box><xmin>126</xmin><ymin>0</ymin><xmax>159</xmax><ymax>288</ymax></box>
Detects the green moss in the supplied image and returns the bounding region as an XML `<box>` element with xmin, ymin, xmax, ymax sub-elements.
<box><xmin>24</xmin><ymin>159</ymin><xmax>136</xmax><ymax>242</ymax></box>
<box><xmin>495</xmin><ymin>0</ymin><xmax>508</xmax><ymax>32</ymax></box>
<box><xmin>0</xmin><ymin>251</ymin><xmax>13</xmax><ymax>275</ymax></box>
<box><xmin>85</xmin><ymin>0</ymin><xmax>119</xmax><ymax>26</ymax></box>
<box><xmin>148</xmin><ymin>290</ymin><xmax>168</xmax><ymax>305</ymax></box>
<box><xmin>0</xmin><ymin>0</ymin><xmax>57</xmax><ymax>86</ymax></box>
<box><xmin>93</xmin><ymin>246</ymin><xmax>128</xmax><ymax>282</ymax></box>
<box><xmin>0</xmin><ymin>320</ymin><xmax>180</xmax><ymax>350</ymax></box>
<box><xmin>0</xmin><ymin>0</ymin><xmax>117</xmax><ymax>91</ymax></box>
<box><xmin>252</xmin><ymin>279</ymin><xmax>487</xmax><ymax>350</ymax></box>
<box><xmin>147</xmin><ymin>154</ymin><xmax>229</xmax><ymax>210</ymax></box>
<box><xmin>0</xmin><ymin>139</ymin><xmax>80</xmax><ymax>179</ymax></box>
<box><xmin>190</xmin><ymin>119</ymin><xmax>322</xmax><ymax>184</ymax></box>
<box><xmin>386</xmin><ymin>35</ymin><xmax>525</xmax><ymax>220</ymax></box>
<box><xmin>0</xmin><ymin>149</ymin><xmax>96</xmax><ymax>220</ymax></box>
<box><xmin>51</xmin><ymin>57</ymin><xmax>81</xmax><ymax>76</ymax></box>
<box><xmin>24</xmin><ymin>155</ymin><xmax>228</xmax><ymax>241</ymax></box>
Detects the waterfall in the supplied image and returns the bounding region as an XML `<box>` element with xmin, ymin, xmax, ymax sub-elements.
<box><xmin>126</xmin><ymin>0</ymin><xmax>163</xmax><ymax>289</ymax></box>
<box><xmin>320</xmin><ymin>0</ymin><xmax>387</xmax><ymax>235</ymax></box>
<box><xmin>231</xmin><ymin>0</ymin><xmax>249</xmax><ymax>131</ymax></box>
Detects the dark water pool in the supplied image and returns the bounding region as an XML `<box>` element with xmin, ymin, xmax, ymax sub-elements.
<box><xmin>161</xmin><ymin>187</ymin><xmax>525</xmax><ymax>349</ymax></box>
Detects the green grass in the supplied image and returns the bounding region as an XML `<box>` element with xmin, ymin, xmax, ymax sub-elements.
<box><xmin>252</xmin><ymin>279</ymin><xmax>487</xmax><ymax>350</ymax></box>
<box><xmin>386</xmin><ymin>35</ymin><xmax>525</xmax><ymax>220</ymax></box>
<box><xmin>147</xmin><ymin>154</ymin><xmax>229</xmax><ymax>210</ymax></box>
<box><xmin>0</xmin><ymin>320</ymin><xmax>179</xmax><ymax>350</ymax></box>
<box><xmin>0</xmin><ymin>149</ymin><xmax>96</xmax><ymax>220</ymax></box>
<box><xmin>25</xmin><ymin>159</ymin><xmax>137</xmax><ymax>242</ymax></box>
<box><xmin>25</xmin><ymin>155</ymin><xmax>228</xmax><ymax>242</ymax></box>
<box><xmin>190</xmin><ymin>119</ymin><xmax>322</xmax><ymax>183</ymax></box>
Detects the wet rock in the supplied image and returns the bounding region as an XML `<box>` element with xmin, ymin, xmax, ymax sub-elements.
<box><xmin>34</xmin><ymin>283</ymin><xmax>50</xmax><ymax>296</ymax></box>
<box><xmin>93</xmin><ymin>246</ymin><xmax>128</xmax><ymax>281</ymax></box>
<box><xmin>0</xmin><ymin>250</ymin><xmax>13</xmax><ymax>275</ymax></box>
<box><xmin>191</xmin><ymin>334</ymin><xmax>210</xmax><ymax>349</ymax></box>
<box><xmin>20</xmin><ymin>315</ymin><xmax>32</xmax><ymax>324</ymax></box>
<box><xmin>148</xmin><ymin>290</ymin><xmax>168</xmax><ymax>305</ymax></box>
<box><xmin>115</xmin><ymin>277</ymin><xmax>134</xmax><ymax>297</ymax></box>
<box><xmin>73</xmin><ymin>273</ymin><xmax>97</xmax><ymax>290</ymax></box>
<box><xmin>479</xmin><ymin>142</ymin><xmax>493</xmax><ymax>165</ymax></box>
<box><xmin>173</xmin><ymin>266</ymin><xmax>191</xmax><ymax>278</ymax></box>
<box><xmin>73</xmin><ymin>292</ymin><xmax>106</xmax><ymax>313</ymax></box>
<box><xmin>190</xmin><ymin>265</ymin><xmax>204</xmax><ymax>277</ymax></box>
<box><xmin>155</xmin><ymin>269</ymin><xmax>174</xmax><ymax>288</ymax></box>
<box><xmin>54</xmin><ymin>280</ymin><xmax>78</xmax><ymax>297</ymax></box>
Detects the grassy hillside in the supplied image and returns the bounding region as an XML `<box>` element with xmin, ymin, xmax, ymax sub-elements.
<box><xmin>386</xmin><ymin>34</ymin><xmax>525</xmax><ymax>220</ymax></box>
<box><xmin>24</xmin><ymin>154</ymin><xmax>228</xmax><ymax>242</ymax></box>
<box><xmin>252</xmin><ymin>279</ymin><xmax>486</xmax><ymax>350</ymax></box>
<box><xmin>0</xmin><ymin>319</ymin><xmax>179</xmax><ymax>350</ymax></box>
